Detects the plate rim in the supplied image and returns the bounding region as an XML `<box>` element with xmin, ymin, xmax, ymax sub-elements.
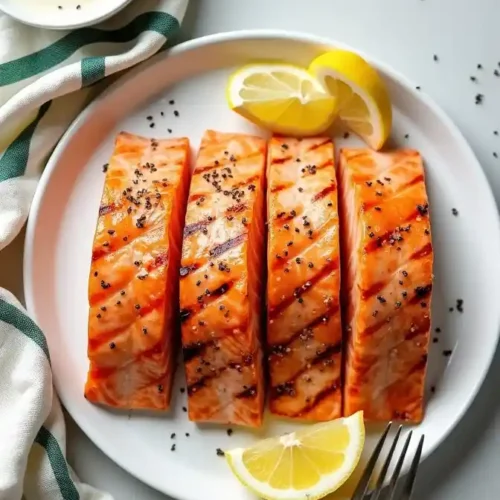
<box><xmin>23</xmin><ymin>29</ymin><xmax>500</xmax><ymax>497</ymax></box>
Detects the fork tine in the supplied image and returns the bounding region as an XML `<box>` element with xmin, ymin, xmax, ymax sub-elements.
<box><xmin>386</xmin><ymin>430</ymin><xmax>413</xmax><ymax>500</ymax></box>
<box><xmin>398</xmin><ymin>435</ymin><xmax>425</xmax><ymax>500</ymax></box>
<box><xmin>351</xmin><ymin>422</ymin><xmax>392</xmax><ymax>500</ymax></box>
<box><xmin>370</xmin><ymin>425</ymin><xmax>403</xmax><ymax>500</ymax></box>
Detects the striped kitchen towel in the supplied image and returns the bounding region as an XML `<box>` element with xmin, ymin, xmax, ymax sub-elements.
<box><xmin>0</xmin><ymin>1</ymin><xmax>188</xmax><ymax>498</ymax></box>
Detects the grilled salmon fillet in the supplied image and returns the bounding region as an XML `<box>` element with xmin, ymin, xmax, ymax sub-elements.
<box><xmin>179</xmin><ymin>130</ymin><xmax>267</xmax><ymax>427</ymax></box>
<box><xmin>339</xmin><ymin>148</ymin><xmax>433</xmax><ymax>423</ymax></box>
<box><xmin>85</xmin><ymin>132</ymin><xmax>190</xmax><ymax>410</ymax></box>
<box><xmin>267</xmin><ymin>137</ymin><xmax>343</xmax><ymax>421</ymax></box>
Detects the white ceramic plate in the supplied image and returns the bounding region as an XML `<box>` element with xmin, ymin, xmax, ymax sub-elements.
<box><xmin>24</xmin><ymin>31</ymin><xmax>500</xmax><ymax>500</ymax></box>
<box><xmin>0</xmin><ymin>0</ymin><xmax>131</xmax><ymax>30</ymax></box>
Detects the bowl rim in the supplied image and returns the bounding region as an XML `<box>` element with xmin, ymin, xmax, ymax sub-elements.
<box><xmin>0</xmin><ymin>0</ymin><xmax>133</xmax><ymax>30</ymax></box>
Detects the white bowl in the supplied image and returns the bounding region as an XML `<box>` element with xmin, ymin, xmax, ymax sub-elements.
<box><xmin>0</xmin><ymin>0</ymin><xmax>132</xmax><ymax>30</ymax></box>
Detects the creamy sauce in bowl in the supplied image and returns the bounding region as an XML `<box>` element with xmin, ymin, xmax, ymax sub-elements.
<box><xmin>0</xmin><ymin>0</ymin><xmax>131</xmax><ymax>29</ymax></box>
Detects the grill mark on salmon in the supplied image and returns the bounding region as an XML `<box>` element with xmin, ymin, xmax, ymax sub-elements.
<box><xmin>410</xmin><ymin>243</ymin><xmax>433</xmax><ymax>261</ymax></box>
<box><xmin>180</xmin><ymin>281</ymin><xmax>234</xmax><ymax>315</ymax></box>
<box><xmin>88</xmin><ymin>296</ymin><xmax>165</xmax><ymax>350</ymax></box>
<box><xmin>361</xmin><ymin>278</ymin><xmax>432</xmax><ymax>303</ymax></box>
<box><xmin>187</xmin><ymin>368</ymin><xmax>226</xmax><ymax>396</ymax></box>
<box><xmin>183</xmin><ymin>218</ymin><xmax>214</xmax><ymax>237</ymax></box>
<box><xmin>85</xmin><ymin>132</ymin><xmax>190</xmax><ymax>411</ymax></box>
<box><xmin>359</xmin><ymin>318</ymin><xmax>387</xmax><ymax>338</ymax></box>
<box><xmin>405</xmin><ymin>322</ymin><xmax>430</xmax><ymax>341</ymax></box>
<box><xmin>89</xmin><ymin>249</ymin><xmax>169</xmax><ymax>306</ymax></box>
<box><xmin>302</xmin><ymin>158</ymin><xmax>334</xmax><ymax>176</ymax></box>
<box><xmin>340</xmin><ymin>148</ymin><xmax>433</xmax><ymax>423</ymax></box>
<box><xmin>268</xmin><ymin>258</ymin><xmax>339</xmax><ymax>319</ymax></box>
<box><xmin>182</xmin><ymin>322</ymin><xmax>250</xmax><ymax>364</ymax></box>
<box><xmin>271</xmin><ymin>342</ymin><xmax>342</xmax><ymax>397</ymax></box>
<box><xmin>268</xmin><ymin>303</ymin><xmax>340</xmax><ymax>350</ymax></box>
<box><xmin>269</xmin><ymin>259</ymin><xmax>339</xmax><ymax>319</ymax></box>
<box><xmin>236</xmin><ymin>385</ymin><xmax>258</xmax><ymax>399</ymax></box>
<box><xmin>92</xmin><ymin>209</ymin><xmax>170</xmax><ymax>263</ymax></box>
<box><xmin>292</xmin><ymin>380</ymin><xmax>340</xmax><ymax>417</ymax></box>
<box><xmin>227</xmin><ymin>203</ymin><xmax>246</xmax><ymax>213</ymax></box>
<box><xmin>271</xmin><ymin>183</ymin><xmax>293</xmax><ymax>194</ymax></box>
<box><xmin>363</xmin><ymin>215</ymin><xmax>427</xmax><ymax>254</ymax></box>
<box><xmin>270</xmin><ymin>219</ymin><xmax>338</xmax><ymax>270</ymax></box>
<box><xmin>151</xmin><ymin>252</ymin><xmax>168</xmax><ymax>269</ymax></box>
<box><xmin>364</xmin><ymin>227</ymin><xmax>408</xmax><ymax>254</ymax></box>
<box><xmin>307</xmin><ymin>138</ymin><xmax>331</xmax><ymax>152</ymax></box>
<box><xmin>187</xmin><ymin>355</ymin><xmax>255</xmax><ymax>396</ymax></box>
<box><xmin>361</xmin><ymin>281</ymin><xmax>386</xmax><ymax>300</ymax></box>
<box><xmin>362</xmin><ymin>174</ymin><xmax>426</xmax><ymax>211</ymax></box>
<box><xmin>312</xmin><ymin>183</ymin><xmax>337</xmax><ymax>202</ymax></box>
<box><xmin>233</xmin><ymin>174</ymin><xmax>260</xmax><ymax>190</ymax></box>
<box><xmin>409</xmin><ymin>355</ymin><xmax>428</xmax><ymax>375</ymax></box>
<box><xmin>194</xmin><ymin>151</ymin><xmax>262</xmax><ymax>175</ymax></box>
<box><xmin>188</xmin><ymin>193</ymin><xmax>205</xmax><ymax>203</ymax></box>
<box><xmin>271</xmin><ymin>156</ymin><xmax>293</xmax><ymax>165</ymax></box>
<box><xmin>209</xmin><ymin>233</ymin><xmax>245</xmax><ymax>258</ymax></box>
<box><xmin>267</xmin><ymin>136</ymin><xmax>343</xmax><ymax>421</ymax></box>
<box><xmin>195</xmin><ymin>164</ymin><xmax>221</xmax><ymax>175</ymax></box>
<box><xmin>99</xmin><ymin>203</ymin><xmax>116</xmax><ymax>216</ymax></box>
<box><xmin>180</xmin><ymin>130</ymin><xmax>267</xmax><ymax>427</ymax></box>
<box><xmin>88</xmin><ymin>341</ymin><xmax>168</xmax><ymax>381</ymax></box>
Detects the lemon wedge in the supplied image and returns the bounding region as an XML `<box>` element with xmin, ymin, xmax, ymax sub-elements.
<box><xmin>225</xmin><ymin>411</ymin><xmax>365</xmax><ymax>500</ymax></box>
<box><xmin>309</xmin><ymin>50</ymin><xmax>392</xmax><ymax>150</ymax></box>
<box><xmin>226</xmin><ymin>63</ymin><xmax>337</xmax><ymax>136</ymax></box>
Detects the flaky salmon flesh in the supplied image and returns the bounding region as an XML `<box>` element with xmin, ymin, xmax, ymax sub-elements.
<box><xmin>179</xmin><ymin>130</ymin><xmax>267</xmax><ymax>428</ymax></box>
<box><xmin>85</xmin><ymin>132</ymin><xmax>190</xmax><ymax>410</ymax></box>
<box><xmin>85</xmin><ymin>130</ymin><xmax>434</xmax><ymax>426</ymax></box>
<box><xmin>339</xmin><ymin>148</ymin><xmax>433</xmax><ymax>423</ymax></box>
<box><xmin>266</xmin><ymin>137</ymin><xmax>343</xmax><ymax>421</ymax></box>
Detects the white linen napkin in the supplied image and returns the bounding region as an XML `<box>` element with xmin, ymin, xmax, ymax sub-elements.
<box><xmin>0</xmin><ymin>1</ymin><xmax>188</xmax><ymax>498</ymax></box>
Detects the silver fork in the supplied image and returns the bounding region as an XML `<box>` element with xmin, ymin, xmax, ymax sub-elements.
<box><xmin>351</xmin><ymin>422</ymin><xmax>425</xmax><ymax>500</ymax></box>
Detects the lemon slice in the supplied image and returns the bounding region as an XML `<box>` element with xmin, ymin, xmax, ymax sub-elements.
<box><xmin>226</xmin><ymin>63</ymin><xmax>337</xmax><ymax>136</ymax></box>
<box><xmin>225</xmin><ymin>411</ymin><xmax>365</xmax><ymax>500</ymax></box>
<box><xmin>309</xmin><ymin>50</ymin><xmax>392</xmax><ymax>150</ymax></box>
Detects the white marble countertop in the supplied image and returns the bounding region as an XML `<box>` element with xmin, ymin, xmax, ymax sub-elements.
<box><xmin>2</xmin><ymin>0</ymin><xmax>500</xmax><ymax>498</ymax></box>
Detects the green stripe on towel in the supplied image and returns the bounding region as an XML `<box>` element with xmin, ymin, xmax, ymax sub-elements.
<box><xmin>81</xmin><ymin>57</ymin><xmax>106</xmax><ymax>87</ymax></box>
<box><xmin>0</xmin><ymin>298</ymin><xmax>50</xmax><ymax>361</ymax></box>
<box><xmin>0</xmin><ymin>11</ymin><xmax>180</xmax><ymax>87</ymax></box>
<box><xmin>0</xmin><ymin>101</ymin><xmax>52</xmax><ymax>182</ymax></box>
<box><xmin>35</xmin><ymin>427</ymin><xmax>80</xmax><ymax>500</ymax></box>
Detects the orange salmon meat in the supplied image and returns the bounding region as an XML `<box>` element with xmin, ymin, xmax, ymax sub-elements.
<box><xmin>85</xmin><ymin>132</ymin><xmax>190</xmax><ymax>410</ymax></box>
<box><xmin>339</xmin><ymin>148</ymin><xmax>433</xmax><ymax>423</ymax></box>
<box><xmin>179</xmin><ymin>130</ymin><xmax>267</xmax><ymax>427</ymax></box>
<box><xmin>266</xmin><ymin>136</ymin><xmax>343</xmax><ymax>421</ymax></box>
